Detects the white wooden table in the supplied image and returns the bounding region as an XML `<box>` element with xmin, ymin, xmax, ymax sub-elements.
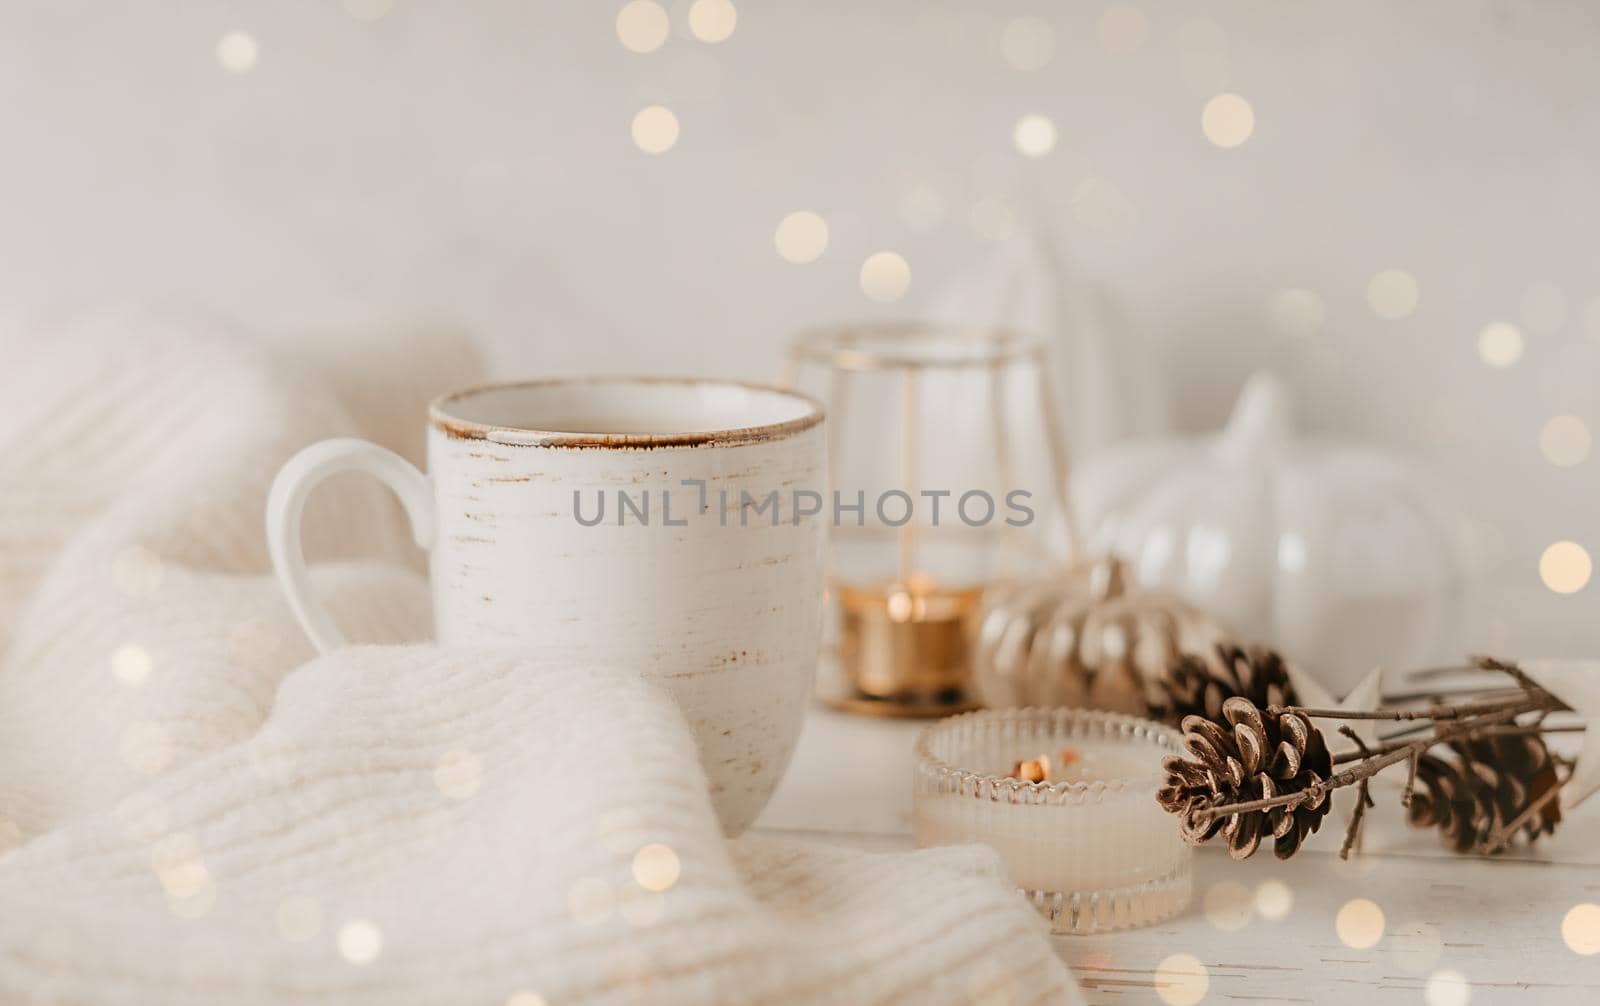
<box><xmin>756</xmin><ymin>703</ymin><xmax>1600</xmax><ymax>1005</ymax></box>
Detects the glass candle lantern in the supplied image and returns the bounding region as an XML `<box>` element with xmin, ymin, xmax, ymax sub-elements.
<box><xmin>782</xmin><ymin>323</ymin><xmax>1077</xmax><ymax>716</ymax></box>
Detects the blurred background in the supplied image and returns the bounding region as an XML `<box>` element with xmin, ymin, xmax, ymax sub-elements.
<box><xmin>1</xmin><ymin>0</ymin><xmax>1595</xmax><ymax>654</ymax></box>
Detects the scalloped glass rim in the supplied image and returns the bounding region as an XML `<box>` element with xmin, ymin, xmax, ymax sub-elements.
<box><xmin>913</xmin><ymin>706</ymin><xmax>1180</xmax><ymax>798</ymax></box>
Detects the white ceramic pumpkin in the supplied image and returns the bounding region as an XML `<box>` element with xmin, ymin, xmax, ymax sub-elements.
<box><xmin>1073</xmin><ymin>372</ymin><xmax>1492</xmax><ymax>693</ymax></box>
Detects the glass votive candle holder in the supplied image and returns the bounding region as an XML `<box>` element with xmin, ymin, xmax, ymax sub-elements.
<box><xmin>912</xmin><ymin>708</ymin><xmax>1192</xmax><ymax>934</ymax></box>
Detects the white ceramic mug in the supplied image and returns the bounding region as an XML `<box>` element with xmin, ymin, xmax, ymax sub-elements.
<box><xmin>267</xmin><ymin>378</ymin><xmax>827</xmax><ymax>834</ymax></box>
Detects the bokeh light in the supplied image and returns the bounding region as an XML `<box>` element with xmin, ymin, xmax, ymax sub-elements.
<box><xmin>1425</xmin><ymin>969</ymin><xmax>1472</xmax><ymax>1006</ymax></box>
<box><xmin>632</xmin><ymin>843</ymin><xmax>681</xmax><ymax>892</ymax></box>
<box><xmin>216</xmin><ymin>31</ymin><xmax>259</xmax><ymax>73</ymax></box>
<box><xmin>506</xmin><ymin>993</ymin><xmax>549</xmax><ymax>1006</ymax></box>
<box><xmin>111</xmin><ymin>643</ymin><xmax>152</xmax><ymax>686</ymax></box>
<box><xmin>1154</xmin><ymin>953</ymin><xmax>1208</xmax><ymax>1006</ymax></box>
<box><xmin>860</xmin><ymin>252</ymin><xmax>911</xmax><ymax>302</ymax></box>
<box><xmin>687</xmin><ymin>0</ymin><xmax>737</xmax><ymax>44</ymax></box>
<box><xmin>1476</xmin><ymin>322</ymin><xmax>1524</xmax><ymax>368</ymax></box>
<box><xmin>338</xmin><ymin>920</ymin><xmax>384</xmax><ymax>965</ymax></box>
<box><xmin>1366</xmin><ymin>269</ymin><xmax>1419</xmax><ymax>319</ymax></box>
<box><xmin>1097</xmin><ymin>4</ymin><xmax>1149</xmax><ymax>54</ymax></box>
<box><xmin>1563</xmin><ymin>903</ymin><xmax>1600</xmax><ymax>955</ymax></box>
<box><xmin>1013</xmin><ymin>114</ymin><xmax>1057</xmax><ymax>157</ymax></box>
<box><xmin>1201</xmin><ymin>93</ymin><xmax>1254</xmax><ymax>148</ymax></box>
<box><xmin>1000</xmin><ymin>17</ymin><xmax>1055</xmax><ymax>71</ymax></box>
<box><xmin>1540</xmin><ymin>415</ymin><xmax>1591</xmax><ymax>468</ymax></box>
<box><xmin>617</xmin><ymin>1</ymin><xmax>671</xmax><ymax>53</ymax></box>
<box><xmin>1335</xmin><ymin>898</ymin><xmax>1385</xmax><ymax>949</ymax></box>
<box><xmin>1203</xmin><ymin>881</ymin><xmax>1253</xmax><ymax>931</ymax></box>
<box><xmin>1254</xmin><ymin>880</ymin><xmax>1293</xmax><ymax>920</ymax></box>
<box><xmin>774</xmin><ymin>211</ymin><xmax>828</xmax><ymax>264</ymax></box>
<box><xmin>631</xmin><ymin>106</ymin><xmax>680</xmax><ymax>153</ymax></box>
<box><xmin>1540</xmin><ymin>541</ymin><xmax>1592</xmax><ymax>594</ymax></box>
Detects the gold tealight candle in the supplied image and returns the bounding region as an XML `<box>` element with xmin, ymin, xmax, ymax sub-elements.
<box><xmin>782</xmin><ymin>323</ymin><xmax>1077</xmax><ymax>716</ymax></box>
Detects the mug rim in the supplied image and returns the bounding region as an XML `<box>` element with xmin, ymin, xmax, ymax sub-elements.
<box><xmin>429</xmin><ymin>376</ymin><xmax>826</xmax><ymax>449</ymax></box>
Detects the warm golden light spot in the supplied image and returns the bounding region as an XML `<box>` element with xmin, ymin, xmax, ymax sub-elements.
<box><xmin>1203</xmin><ymin>881</ymin><xmax>1253</xmax><ymax>931</ymax></box>
<box><xmin>276</xmin><ymin>895</ymin><xmax>323</xmax><ymax>942</ymax></box>
<box><xmin>1154</xmin><ymin>953</ymin><xmax>1208</xmax><ymax>1006</ymax></box>
<box><xmin>216</xmin><ymin>31</ymin><xmax>259</xmax><ymax>73</ymax></box>
<box><xmin>1336</xmin><ymin>898</ymin><xmax>1386</xmax><ymax>949</ymax></box>
<box><xmin>1201</xmin><ymin>93</ymin><xmax>1254</xmax><ymax>148</ymax></box>
<box><xmin>1366</xmin><ymin>269</ymin><xmax>1419</xmax><ymax>320</ymax></box>
<box><xmin>1540</xmin><ymin>541</ymin><xmax>1592</xmax><ymax>594</ymax></box>
<box><xmin>632</xmin><ymin>843</ymin><xmax>681</xmax><ymax>892</ymax></box>
<box><xmin>338</xmin><ymin>920</ymin><xmax>384</xmax><ymax>965</ymax></box>
<box><xmin>1425</xmin><ymin>969</ymin><xmax>1471</xmax><ymax>1006</ymax></box>
<box><xmin>1476</xmin><ymin>321</ymin><xmax>1523</xmax><ymax>368</ymax></box>
<box><xmin>112</xmin><ymin>644</ymin><xmax>152</xmax><ymax>686</ymax></box>
<box><xmin>1540</xmin><ymin>415</ymin><xmax>1591</xmax><ymax>468</ymax></box>
<box><xmin>616</xmin><ymin>1</ymin><xmax>671</xmax><ymax>53</ymax></box>
<box><xmin>1000</xmin><ymin>16</ymin><xmax>1055</xmax><ymax>71</ymax></box>
<box><xmin>1097</xmin><ymin>4</ymin><xmax>1148</xmax><ymax>54</ymax></box>
<box><xmin>1520</xmin><ymin>282</ymin><xmax>1566</xmax><ymax>334</ymax></box>
<box><xmin>860</xmin><ymin>252</ymin><xmax>911</xmax><ymax>303</ymax></box>
<box><xmin>1268</xmin><ymin>288</ymin><xmax>1326</xmax><ymax>338</ymax></box>
<box><xmin>631</xmin><ymin>105</ymin><xmax>680</xmax><ymax>154</ymax></box>
<box><xmin>434</xmin><ymin>749</ymin><xmax>483</xmax><ymax>800</ymax></box>
<box><xmin>1013</xmin><ymin>113</ymin><xmax>1057</xmax><ymax>157</ymax></box>
<box><xmin>1254</xmin><ymin>879</ymin><xmax>1293</xmax><ymax>920</ymax></box>
<box><xmin>506</xmin><ymin>993</ymin><xmax>549</xmax><ymax>1006</ymax></box>
<box><xmin>1563</xmin><ymin>903</ymin><xmax>1600</xmax><ymax>955</ymax></box>
<box><xmin>774</xmin><ymin>211</ymin><xmax>828</xmax><ymax>264</ymax></box>
<box><xmin>687</xmin><ymin>0</ymin><xmax>737</xmax><ymax>43</ymax></box>
<box><xmin>568</xmin><ymin>877</ymin><xmax>615</xmax><ymax>926</ymax></box>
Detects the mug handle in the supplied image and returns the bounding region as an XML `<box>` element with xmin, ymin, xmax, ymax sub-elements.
<box><xmin>266</xmin><ymin>438</ymin><xmax>436</xmax><ymax>654</ymax></box>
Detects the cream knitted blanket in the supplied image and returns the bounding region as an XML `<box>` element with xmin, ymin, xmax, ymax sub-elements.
<box><xmin>0</xmin><ymin>312</ymin><xmax>1079</xmax><ymax>1005</ymax></box>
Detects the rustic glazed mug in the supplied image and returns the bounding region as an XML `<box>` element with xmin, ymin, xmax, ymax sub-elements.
<box><xmin>267</xmin><ymin>378</ymin><xmax>827</xmax><ymax>834</ymax></box>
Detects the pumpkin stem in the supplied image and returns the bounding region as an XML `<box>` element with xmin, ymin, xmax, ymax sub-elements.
<box><xmin>1216</xmin><ymin>371</ymin><xmax>1293</xmax><ymax>463</ymax></box>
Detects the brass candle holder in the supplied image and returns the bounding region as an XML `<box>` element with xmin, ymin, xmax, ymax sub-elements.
<box><xmin>783</xmin><ymin>323</ymin><xmax>1076</xmax><ymax>717</ymax></box>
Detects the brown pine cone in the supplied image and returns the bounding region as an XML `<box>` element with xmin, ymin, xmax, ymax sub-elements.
<box><xmin>1157</xmin><ymin>696</ymin><xmax>1334</xmax><ymax>860</ymax></box>
<box><xmin>1151</xmin><ymin>644</ymin><xmax>1298</xmax><ymax>727</ymax></box>
<box><xmin>1408</xmin><ymin>733</ymin><xmax>1563</xmax><ymax>854</ymax></box>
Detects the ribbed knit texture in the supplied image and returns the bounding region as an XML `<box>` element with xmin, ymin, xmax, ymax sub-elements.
<box><xmin>0</xmin><ymin>312</ymin><xmax>1079</xmax><ymax>1005</ymax></box>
